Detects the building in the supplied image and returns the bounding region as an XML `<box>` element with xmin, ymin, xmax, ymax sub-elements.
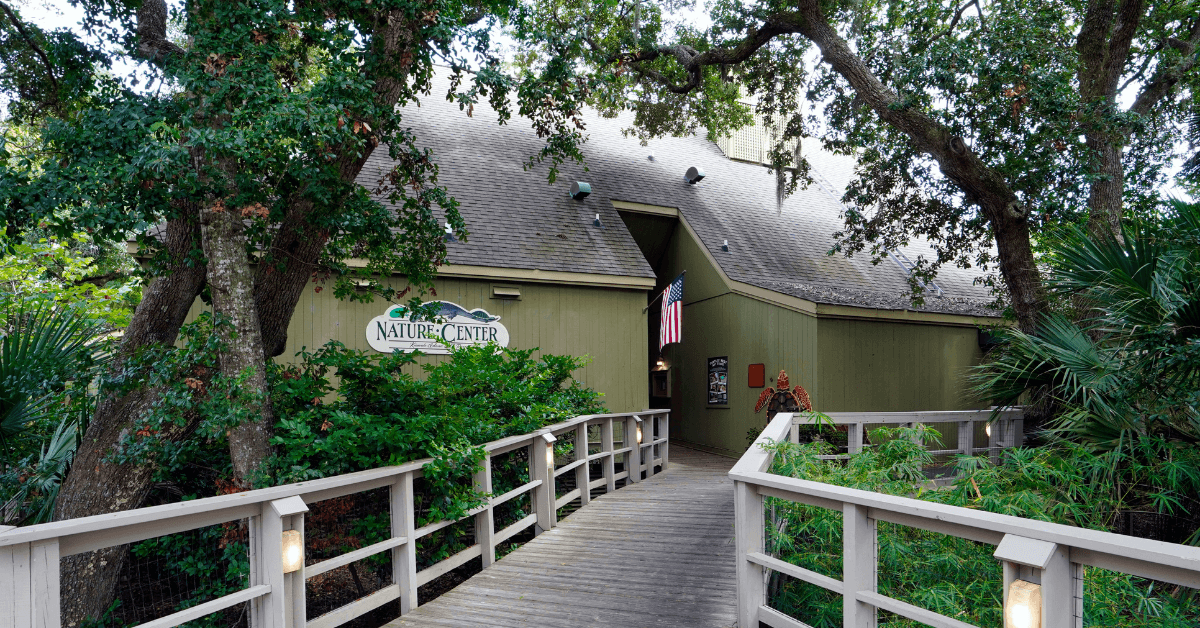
<box><xmin>189</xmin><ymin>72</ymin><xmax>1002</xmax><ymax>457</ymax></box>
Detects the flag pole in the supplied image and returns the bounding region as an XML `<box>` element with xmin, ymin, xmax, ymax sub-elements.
<box><xmin>641</xmin><ymin>270</ymin><xmax>685</xmax><ymax>313</ymax></box>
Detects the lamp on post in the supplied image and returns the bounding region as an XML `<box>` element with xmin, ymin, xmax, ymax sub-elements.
<box><xmin>542</xmin><ymin>432</ymin><xmax>557</xmax><ymax>469</ymax></box>
<box><xmin>1005</xmin><ymin>579</ymin><xmax>1042</xmax><ymax>628</ymax></box>
<box><xmin>994</xmin><ymin>534</ymin><xmax>1069</xmax><ymax>628</ymax></box>
<box><xmin>281</xmin><ymin>530</ymin><xmax>304</xmax><ymax>574</ymax></box>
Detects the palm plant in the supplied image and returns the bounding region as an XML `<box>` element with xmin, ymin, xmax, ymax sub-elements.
<box><xmin>972</xmin><ymin>200</ymin><xmax>1200</xmax><ymax>449</ymax></box>
<box><xmin>0</xmin><ymin>303</ymin><xmax>105</xmax><ymax>523</ymax></box>
<box><xmin>0</xmin><ymin>303</ymin><xmax>105</xmax><ymax>448</ymax></box>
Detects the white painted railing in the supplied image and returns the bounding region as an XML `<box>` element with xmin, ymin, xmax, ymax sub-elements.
<box><xmin>798</xmin><ymin>409</ymin><xmax>1023</xmax><ymax>461</ymax></box>
<box><xmin>732</xmin><ymin>411</ymin><xmax>1200</xmax><ymax>628</ymax></box>
<box><xmin>0</xmin><ymin>410</ymin><xmax>668</xmax><ymax>628</ymax></box>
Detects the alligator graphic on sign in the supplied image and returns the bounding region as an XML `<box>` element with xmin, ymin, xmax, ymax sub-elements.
<box><xmin>366</xmin><ymin>300</ymin><xmax>510</xmax><ymax>355</ymax></box>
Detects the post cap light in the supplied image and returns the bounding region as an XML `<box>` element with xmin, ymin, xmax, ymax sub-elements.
<box><xmin>985</xmin><ymin>422</ymin><xmax>993</xmax><ymax>438</ymax></box>
<box><xmin>1005</xmin><ymin>579</ymin><xmax>1041</xmax><ymax>628</ymax></box>
<box><xmin>542</xmin><ymin>432</ymin><xmax>557</xmax><ymax>467</ymax></box>
<box><xmin>281</xmin><ymin>529</ymin><xmax>304</xmax><ymax>574</ymax></box>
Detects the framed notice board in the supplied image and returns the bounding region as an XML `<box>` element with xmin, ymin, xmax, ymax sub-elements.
<box><xmin>707</xmin><ymin>357</ymin><xmax>728</xmax><ymax>405</ymax></box>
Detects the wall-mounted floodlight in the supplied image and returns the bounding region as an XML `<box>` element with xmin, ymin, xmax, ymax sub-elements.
<box><xmin>1005</xmin><ymin>580</ymin><xmax>1041</xmax><ymax>628</ymax></box>
<box><xmin>569</xmin><ymin>182</ymin><xmax>591</xmax><ymax>200</ymax></box>
<box><xmin>282</xmin><ymin>530</ymin><xmax>303</xmax><ymax>574</ymax></box>
<box><xmin>685</xmin><ymin>166</ymin><xmax>705</xmax><ymax>184</ymax></box>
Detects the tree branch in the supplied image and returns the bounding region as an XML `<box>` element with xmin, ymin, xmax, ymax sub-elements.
<box><xmin>927</xmin><ymin>0</ymin><xmax>981</xmax><ymax>45</ymax></box>
<box><xmin>1129</xmin><ymin>17</ymin><xmax>1200</xmax><ymax>117</ymax></box>
<box><xmin>0</xmin><ymin>0</ymin><xmax>61</xmax><ymax>100</ymax></box>
<box><xmin>619</xmin><ymin>12</ymin><xmax>805</xmax><ymax>93</ymax></box>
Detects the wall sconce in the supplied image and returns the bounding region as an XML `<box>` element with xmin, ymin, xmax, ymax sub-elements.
<box><xmin>282</xmin><ymin>530</ymin><xmax>303</xmax><ymax>574</ymax></box>
<box><xmin>1005</xmin><ymin>580</ymin><xmax>1042</xmax><ymax>628</ymax></box>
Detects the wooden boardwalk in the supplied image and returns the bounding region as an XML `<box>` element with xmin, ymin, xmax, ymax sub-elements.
<box><xmin>388</xmin><ymin>445</ymin><xmax>737</xmax><ymax>628</ymax></box>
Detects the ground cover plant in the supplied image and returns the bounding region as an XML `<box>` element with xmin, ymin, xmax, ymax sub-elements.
<box><xmin>762</xmin><ymin>427</ymin><xmax>1200</xmax><ymax>627</ymax></box>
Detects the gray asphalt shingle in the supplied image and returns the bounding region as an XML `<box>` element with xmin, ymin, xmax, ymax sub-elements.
<box><xmin>359</xmin><ymin>71</ymin><xmax>998</xmax><ymax>316</ymax></box>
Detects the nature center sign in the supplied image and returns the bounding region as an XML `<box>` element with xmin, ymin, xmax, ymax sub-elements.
<box><xmin>366</xmin><ymin>301</ymin><xmax>510</xmax><ymax>355</ymax></box>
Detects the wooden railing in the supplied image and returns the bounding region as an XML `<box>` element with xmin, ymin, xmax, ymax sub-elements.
<box><xmin>798</xmin><ymin>409</ymin><xmax>1023</xmax><ymax>462</ymax></box>
<box><xmin>0</xmin><ymin>410</ymin><xmax>668</xmax><ymax>628</ymax></box>
<box><xmin>732</xmin><ymin>411</ymin><xmax>1200</xmax><ymax>628</ymax></box>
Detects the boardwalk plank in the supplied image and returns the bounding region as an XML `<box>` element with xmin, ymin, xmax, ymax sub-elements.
<box><xmin>387</xmin><ymin>446</ymin><xmax>737</xmax><ymax>628</ymax></box>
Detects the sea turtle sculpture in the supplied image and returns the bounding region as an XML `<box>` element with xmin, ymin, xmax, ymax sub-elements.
<box><xmin>754</xmin><ymin>369</ymin><xmax>812</xmax><ymax>421</ymax></box>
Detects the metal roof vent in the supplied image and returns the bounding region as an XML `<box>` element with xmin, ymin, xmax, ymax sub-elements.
<box><xmin>593</xmin><ymin>213</ymin><xmax>602</xmax><ymax>227</ymax></box>
<box><xmin>721</xmin><ymin>239</ymin><xmax>729</xmax><ymax>252</ymax></box>
<box><xmin>443</xmin><ymin>222</ymin><xmax>457</xmax><ymax>242</ymax></box>
<box><xmin>685</xmin><ymin>166</ymin><xmax>705</xmax><ymax>184</ymax></box>
<box><xmin>569</xmin><ymin>182</ymin><xmax>592</xmax><ymax>200</ymax></box>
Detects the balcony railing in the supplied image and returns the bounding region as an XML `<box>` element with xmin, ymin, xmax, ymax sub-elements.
<box><xmin>0</xmin><ymin>410</ymin><xmax>668</xmax><ymax>628</ymax></box>
<box><xmin>731</xmin><ymin>410</ymin><xmax>1200</xmax><ymax>628</ymax></box>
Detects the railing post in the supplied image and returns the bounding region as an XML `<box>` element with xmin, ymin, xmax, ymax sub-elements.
<box><xmin>627</xmin><ymin>416</ymin><xmax>642</xmax><ymax>484</ymax></box>
<box><xmin>843</xmin><ymin>503</ymin><xmax>877</xmax><ymax>628</ymax></box>
<box><xmin>734</xmin><ymin>480</ymin><xmax>765</xmax><ymax>627</ymax></box>
<box><xmin>958</xmin><ymin>420</ymin><xmax>973</xmax><ymax>457</ymax></box>
<box><xmin>644</xmin><ymin>415</ymin><xmax>656</xmax><ymax>479</ymax></box>
<box><xmin>30</xmin><ymin>539</ymin><xmax>60</xmax><ymax>628</ymax></box>
<box><xmin>532</xmin><ymin>433</ymin><xmax>556</xmax><ymax>532</ymax></box>
<box><xmin>602</xmin><ymin>417</ymin><xmax>616</xmax><ymax>492</ymax></box>
<box><xmin>660</xmin><ymin>412</ymin><xmax>669</xmax><ymax>468</ymax></box>
<box><xmin>575</xmin><ymin>423</ymin><xmax>590</xmax><ymax>507</ymax></box>
<box><xmin>263</xmin><ymin>496</ymin><xmax>308</xmax><ymax>628</ymax></box>
<box><xmin>475</xmin><ymin>454</ymin><xmax>496</xmax><ymax>567</ymax></box>
<box><xmin>995</xmin><ymin>535</ymin><xmax>1075</xmax><ymax>628</ymax></box>
<box><xmin>391</xmin><ymin>471</ymin><xmax>418</xmax><ymax>614</ymax></box>
<box><xmin>848</xmin><ymin>423</ymin><xmax>863</xmax><ymax>454</ymax></box>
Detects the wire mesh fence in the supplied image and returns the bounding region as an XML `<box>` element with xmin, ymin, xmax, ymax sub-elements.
<box><xmin>105</xmin><ymin>519</ymin><xmax>251</xmax><ymax>628</ymax></box>
<box><xmin>305</xmin><ymin>488</ymin><xmax>393</xmax><ymax>621</ymax></box>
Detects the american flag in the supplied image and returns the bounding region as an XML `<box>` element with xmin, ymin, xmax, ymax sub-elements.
<box><xmin>659</xmin><ymin>273</ymin><xmax>685</xmax><ymax>350</ymax></box>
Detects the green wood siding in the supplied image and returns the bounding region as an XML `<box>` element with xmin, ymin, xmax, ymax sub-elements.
<box><xmin>648</xmin><ymin>214</ymin><xmax>986</xmax><ymax>457</ymax></box>
<box><xmin>185</xmin><ymin>277</ymin><xmax>649</xmax><ymax>412</ymax></box>
<box><xmin>815</xmin><ymin>318</ymin><xmax>982</xmax><ymax>412</ymax></box>
<box><xmin>669</xmin><ymin>293</ymin><xmax>819</xmax><ymax>456</ymax></box>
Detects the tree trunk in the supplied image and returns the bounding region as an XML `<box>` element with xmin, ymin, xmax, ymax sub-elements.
<box><xmin>54</xmin><ymin>207</ymin><xmax>207</xmax><ymax>627</ymax></box>
<box><xmin>199</xmin><ymin>202</ymin><xmax>275</xmax><ymax>484</ymax></box>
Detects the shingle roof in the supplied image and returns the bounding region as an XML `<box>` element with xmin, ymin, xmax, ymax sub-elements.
<box><xmin>359</xmin><ymin>71</ymin><xmax>998</xmax><ymax>316</ymax></box>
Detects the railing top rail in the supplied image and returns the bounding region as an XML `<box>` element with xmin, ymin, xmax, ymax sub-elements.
<box><xmin>805</xmin><ymin>408</ymin><xmax>1022</xmax><ymax>425</ymax></box>
<box><xmin>0</xmin><ymin>409</ymin><xmax>665</xmax><ymax>550</ymax></box>
<box><xmin>734</xmin><ymin>412</ymin><xmax>1200</xmax><ymax>587</ymax></box>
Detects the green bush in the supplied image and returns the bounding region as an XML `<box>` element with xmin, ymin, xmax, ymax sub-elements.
<box><xmin>763</xmin><ymin>427</ymin><xmax>1200</xmax><ymax>627</ymax></box>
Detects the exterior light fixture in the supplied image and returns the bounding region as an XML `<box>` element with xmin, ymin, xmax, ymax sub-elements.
<box><xmin>985</xmin><ymin>422</ymin><xmax>993</xmax><ymax>438</ymax></box>
<box><xmin>1005</xmin><ymin>580</ymin><xmax>1042</xmax><ymax>628</ymax></box>
<box><xmin>542</xmin><ymin>432</ymin><xmax>557</xmax><ymax>468</ymax></box>
<box><xmin>635</xmin><ymin>417</ymin><xmax>644</xmax><ymax>444</ymax></box>
<box><xmin>569</xmin><ymin>182</ymin><xmax>591</xmax><ymax>200</ymax></box>
<box><xmin>281</xmin><ymin>530</ymin><xmax>303</xmax><ymax>574</ymax></box>
<box><xmin>656</xmin><ymin>358</ymin><xmax>664</xmax><ymax>369</ymax></box>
